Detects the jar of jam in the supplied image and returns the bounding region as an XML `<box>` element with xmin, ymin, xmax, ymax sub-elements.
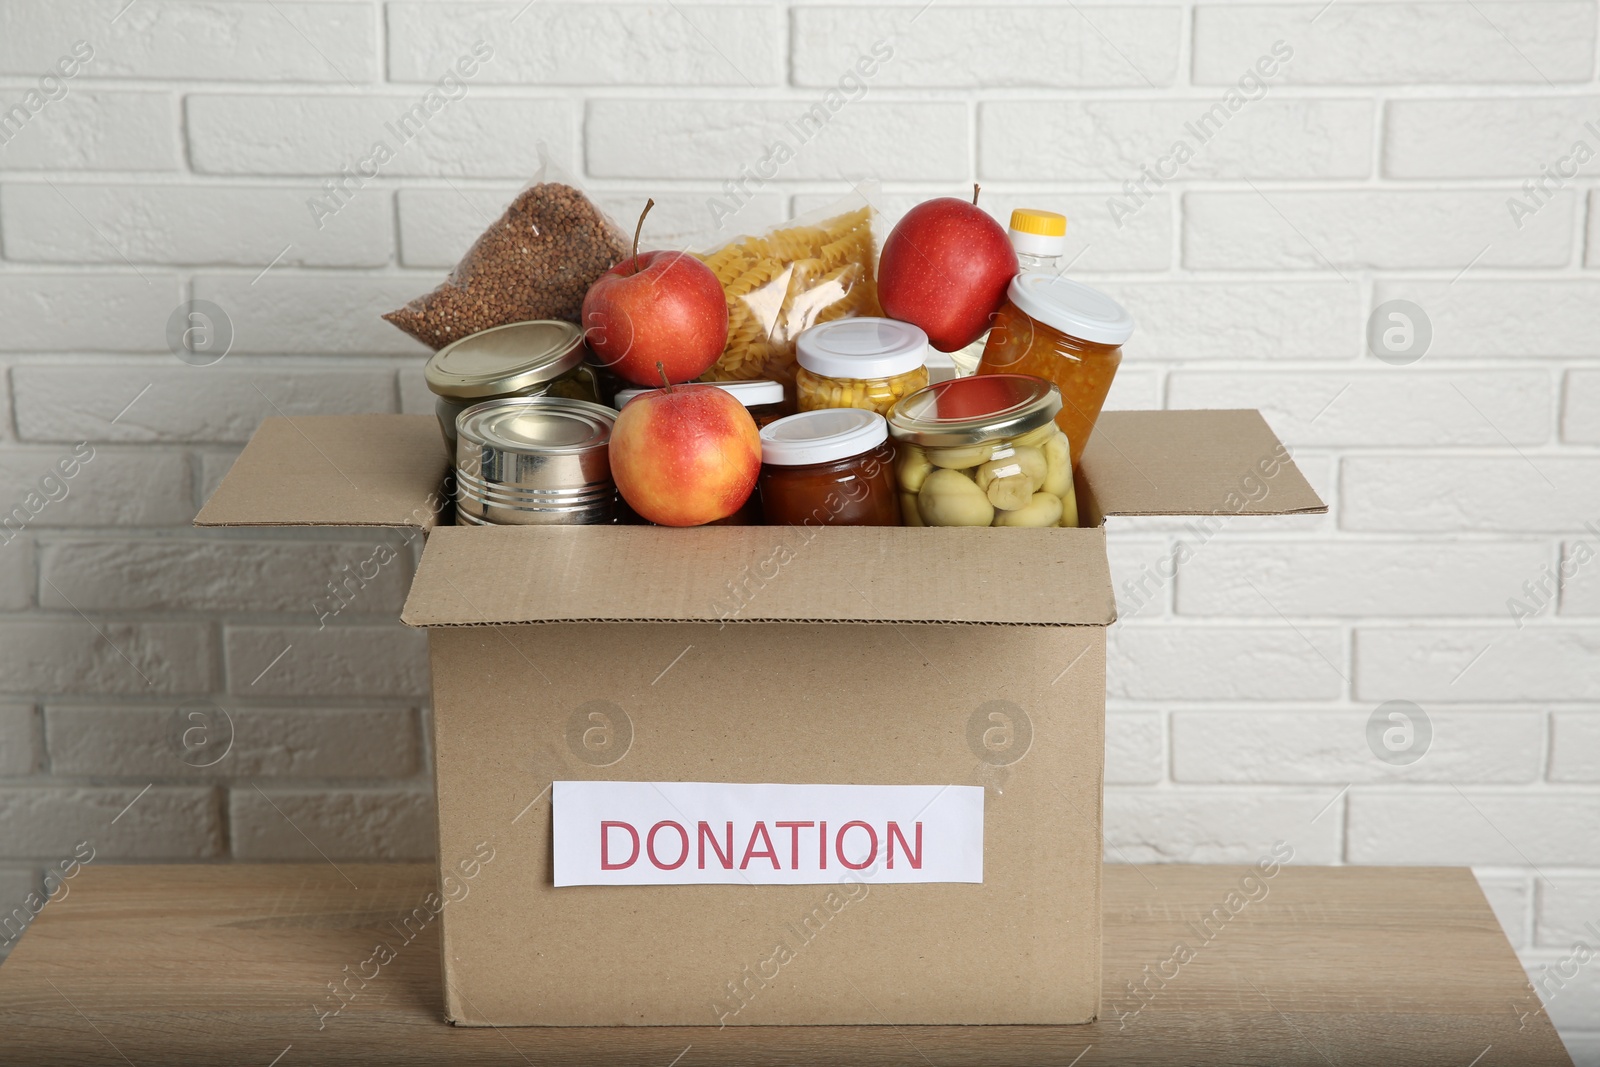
<box><xmin>616</xmin><ymin>379</ymin><xmax>790</xmax><ymax>428</ymax></box>
<box><xmin>426</xmin><ymin>320</ymin><xmax>602</xmax><ymax>451</ymax></box>
<box><xmin>795</xmin><ymin>317</ymin><xmax>930</xmax><ymax>416</ymax></box>
<box><xmin>975</xmin><ymin>274</ymin><xmax>1133</xmax><ymax>468</ymax></box>
<box><xmin>887</xmin><ymin>374</ymin><xmax>1078</xmax><ymax>528</ymax></box>
<box><xmin>758</xmin><ymin>408</ymin><xmax>901</xmax><ymax>527</ymax></box>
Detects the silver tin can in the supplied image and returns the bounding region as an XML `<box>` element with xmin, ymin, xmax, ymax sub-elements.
<box><xmin>424</xmin><ymin>320</ymin><xmax>602</xmax><ymax>453</ymax></box>
<box><xmin>454</xmin><ymin>396</ymin><xmax>618</xmax><ymax>526</ymax></box>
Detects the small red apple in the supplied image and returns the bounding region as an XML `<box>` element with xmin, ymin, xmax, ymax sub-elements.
<box><xmin>610</xmin><ymin>366</ymin><xmax>761</xmax><ymax>527</ymax></box>
<box><xmin>878</xmin><ymin>184</ymin><xmax>1019</xmax><ymax>352</ymax></box>
<box><xmin>583</xmin><ymin>199</ymin><xmax>729</xmax><ymax>386</ymax></box>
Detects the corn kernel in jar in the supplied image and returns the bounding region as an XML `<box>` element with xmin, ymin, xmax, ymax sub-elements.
<box><xmin>888</xmin><ymin>374</ymin><xmax>1079</xmax><ymax>529</ymax></box>
<box><xmin>976</xmin><ymin>275</ymin><xmax>1133</xmax><ymax>469</ymax></box>
<box><xmin>795</xmin><ymin>317</ymin><xmax>930</xmax><ymax>417</ymax></box>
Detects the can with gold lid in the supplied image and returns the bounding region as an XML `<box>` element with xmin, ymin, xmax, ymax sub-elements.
<box><xmin>454</xmin><ymin>396</ymin><xmax>617</xmax><ymax>526</ymax></box>
<box><xmin>425</xmin><ymin>320</ymin><xmax>601</xmax><ymax>450</ymax></box>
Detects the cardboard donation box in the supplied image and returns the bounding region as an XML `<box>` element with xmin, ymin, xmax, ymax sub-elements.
<box><xmin>196</xmin><ymin>408</ymin><xmax>1324</xmax><ymax>1028</ymax></box>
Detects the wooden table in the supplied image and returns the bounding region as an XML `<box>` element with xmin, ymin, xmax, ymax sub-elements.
<box><xmin>0</xmin><ymin>863</ymin><xmax>1571</xmax><ymax>1066</ymax></box>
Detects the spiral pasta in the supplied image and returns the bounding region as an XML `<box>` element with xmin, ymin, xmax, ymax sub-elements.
<box><xmin>695</xmin><ymin>206</ymin><xmax>882</xmax><ymax>392</ymax></box>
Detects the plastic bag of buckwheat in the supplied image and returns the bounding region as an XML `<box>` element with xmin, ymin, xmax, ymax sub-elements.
<box><xmin>383</xmin><ymin>146</ymin><xmax>629</xmax><ymax>350</ymax></box>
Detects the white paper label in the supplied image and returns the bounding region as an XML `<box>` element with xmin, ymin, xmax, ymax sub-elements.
<box><xmin>552</xmin><ymin>781</ymin><xmax>984</xmax><ymax>887</ymax></box>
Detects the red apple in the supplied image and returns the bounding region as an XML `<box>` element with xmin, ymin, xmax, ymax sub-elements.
<box><xmin>878</xmin><ymin>185</ymin><xmax>1019</xmax><ymax>352</ymax></box>
<box><xmin>583</xmin><ymin>199</ymin><xmax>729</xmax><ymax>386</ymax></box>
<box><xmin>610</xmin><ymin>371</ymin><xmax>761</xmax><ymax>527</ymax></box>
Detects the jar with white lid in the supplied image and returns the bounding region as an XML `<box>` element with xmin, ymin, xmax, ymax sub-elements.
<box><xmin>758</xmin><ymin>408</ymin><xmax>901</xmax><ymax>527</ymax></box>
<box><xmin>888</xmin><ymin>374</ymin><xmax>1078</xmax><ymax>529</ymax></box>
<box><xmin>794</xmin><ymin>317</ymin><xmax>930</xmax><ymax>416</ymax></box>
<box><xmin>615</xmin><ymin>379</ymin><xmax>789</xmax><ymax>427</ymax></box>
<box><xmin>975</xmin><ymin>274</ymin><xmax>1134</xmax><ymax>468</ymax></box>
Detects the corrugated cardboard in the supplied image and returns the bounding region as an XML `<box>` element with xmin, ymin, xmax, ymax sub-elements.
<box><xmin>196</xmin><ymin>407</ymin><xmax>1324</xmax><ymax>1028</ymax></box>
<box><xmin>194</xmin><ymin>415</ymin><xmax>449</xmax><ymax>529</ymax></box>
<box><xmin>430</xmin><ymin>622</ymin><xmax>1105</xmax><ymax>1026</ymax></box>
<box><xmin>402</xmin><ymin>525</ymin><xmax>1116</xmax><ymax>627</ymax></box>
<box><xmin>1077</xmin><ymin>408</ymin><xmax>1324</xmax><ymax>523</ymax></box>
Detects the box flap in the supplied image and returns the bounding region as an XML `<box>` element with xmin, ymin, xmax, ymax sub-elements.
<box><xmin>402</xmin><ymin>525</ymin><xmax>1116</xmax><ymax>627</ymax></box>
<box><xmin>194</xmin><ymin>415</ymin><xmax>450</xmax><ymax>529</ymax></box>
<box><xmin>1078</xmin><ymin>409</ymin><xmax>1325</xmax><ymax>520</ymax></box>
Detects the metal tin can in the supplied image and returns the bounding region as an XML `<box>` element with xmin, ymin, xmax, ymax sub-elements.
<box><xmin>454</xmin><ymin>396</ymin><xmax>618</xmax><ymax>526</ymax></box>
<box><xmin>425</xmin><ymin>320</ymin><xmax>602</xmax><ymax>452</ymax></box>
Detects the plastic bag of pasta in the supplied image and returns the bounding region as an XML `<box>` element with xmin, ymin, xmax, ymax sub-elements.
<box><xmin>693</xmin><ymin>192</ymin><xmax>882</xmax><ymax>394</ymax></box>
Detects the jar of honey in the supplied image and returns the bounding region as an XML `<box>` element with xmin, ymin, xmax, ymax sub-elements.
<box><xmin>975</xmin><ymin>275</ymin><xmax>1133</xmax><ymax>467</ymax></box>
<box><xmin>757</xmin><ymin>408</ymin><xmax>901</xmax><ymax>527</ymax></box>
<box><xmin>795</xmin><ymin>317</ymin><xmax>930</xmax><ymax>417</ymax></box>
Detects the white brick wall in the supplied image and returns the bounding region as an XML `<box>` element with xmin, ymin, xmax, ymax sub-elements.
<box><xmin>0</xmin><ymin>274</ymin><xmax>181</xmax><ymax>351</ymax></box>
<box><xmin>1182</xmin><ymin>190</ymin><xmax>1576</xmax><ymax>269</ymax></box>
<box><xmin>14</xmin><ymin>366</ymin><xmax>398</xmax><ymax>441</ymax></box>
<box><xmin>0</xmin><ymin>1</ymin><xmax>381</xmax><ymax>83</ymax></box>
<box><xmin>984</xmin><ymin>98</ymin><xmax>1374</xmax><ymax>180</ymax></box>
<box><xmin>793</xmin><ymin>6</ymin><xmax>1183</xmax><ymax>87</ymax></box>
<box><xmin>1</xmin><ymin>184</ymin><xmax>394</xmax><ymax>266</ymax></box>
<box><xmin>1168</xmin><ymin>371</ymin><xmax>1552</xmax><ymax>446</ymax></box>
<box><xmin>1193</xmin><ymin>3</ymin><xmax>1597</xmax><ymax>85</ymax></box>
<box><xmin>229</xmin><ymin>787</ymin><xmax>435</xmax><ymax>860</ymax></box>
<box><xmin>2</xmin><ymin>2</ymin><xmax>1598</xmax><ymax>1056</ymax></box>
<box><xmin>1385</xmin><ymin>96</ymin><xmax>1600</xmax><ymax>177</ymax></box>
<box><xmin>390</xmin><ymin>3</ymin><xmax>785</xmax><ymax>85</ymax></box>
<box><xmin>0</xmin><ymin>92</ymin><xmax>181</xmax><ymax>171</ymax></box>
<box><xmin>586</xmin><ymin>99</ymin><xmax>970</xmax><ymax>179</ymax></box>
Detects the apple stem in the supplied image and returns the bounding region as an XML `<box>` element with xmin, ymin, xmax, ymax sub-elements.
<box><xmin>657</xmin><ymin>361</ymin><xmax>673</xmax><ymax>393</ymax></box>
<box><xmin>972</xmin><ymin>182</ymin><xmax>981</xmax><ymax>206</ymax></box>
<box><xmin>630</xmin><ymin>198</ymin><xmax>654</xmax><ymax>276</ymax></box>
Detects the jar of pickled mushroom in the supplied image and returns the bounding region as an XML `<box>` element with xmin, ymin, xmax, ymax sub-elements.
<box><xmin>975</xmin><ymin>275</ymin><xmax>1133</xmax><ymax>468</ymax></box>
<box><xmin>758</xmin><ymin>408</ymin><xmax>901</xmax><ymax>527</ymax></box>
<box><xmin>887</xmin><ymin>374</ymin><xmax>1078</xmax><ymax>529</ymax></box>
<box><xmin>795</xmin><ymin>317</ymin><xmax>930</xmax><ymax>417</ymax></box>
<box><xmin>426</xmin><ymin>320</ymin><xmax>602</xmax><ymax>452</ymax></box>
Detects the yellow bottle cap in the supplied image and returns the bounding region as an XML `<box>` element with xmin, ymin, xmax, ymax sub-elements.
<box><xmin>1008</xmin><ymin>209</ymin><xmax>1067</xmax><ymax>238</ymax></box>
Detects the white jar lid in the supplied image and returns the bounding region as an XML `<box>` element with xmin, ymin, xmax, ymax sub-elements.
<box><xmin>796</xmin><ymin>317</ymin><xmax>928</xmax><ymax>380</ymax></box>
<box><xmin>1007</xmin><ymin>273</ymin><xmax>1134</xmax><ymax>345</ymax></box>
<box><xmin>615</xmin><ymin>379</ymin><xmax>785</xmax><ymax>410</ymax></box>
<box><xmin>760</xmin><ymin>408</ymin><xmax>888</xmax><ymax>466</ymax></box>
<box><xmin>708</xmin><ymin>380</ymin><xmax>785</xmax><ymax>407</ymax></box>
